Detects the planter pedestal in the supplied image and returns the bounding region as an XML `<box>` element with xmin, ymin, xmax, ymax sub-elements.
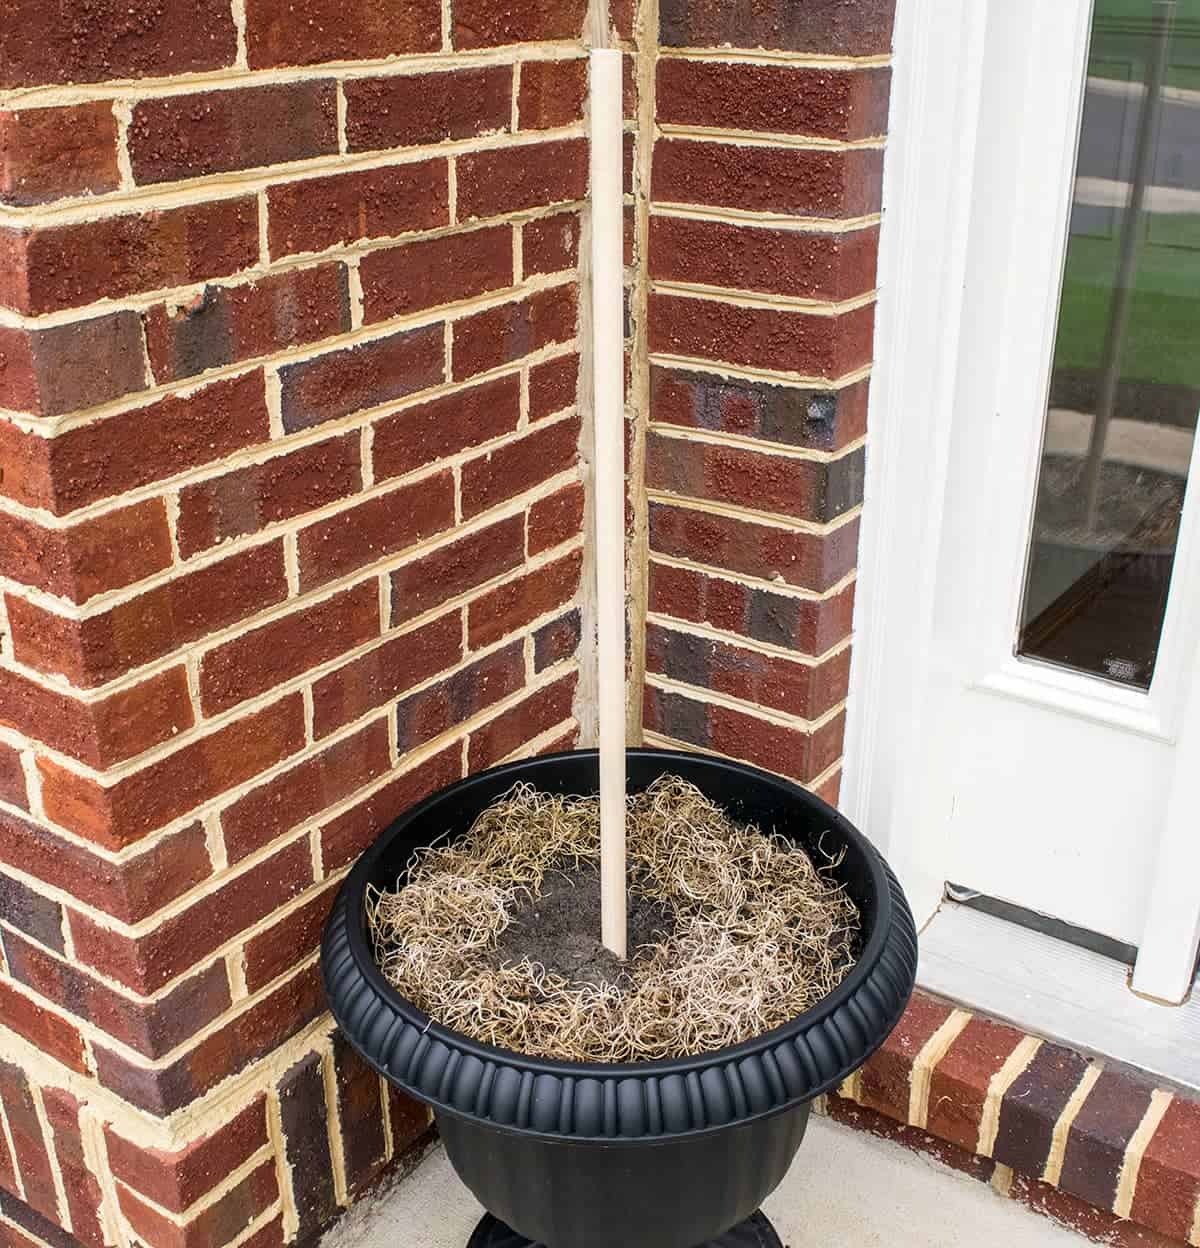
<box><xmin>466</xmin><ymin>1210</ymin><xmax>783</xmax><ymax>1248</ymax></box>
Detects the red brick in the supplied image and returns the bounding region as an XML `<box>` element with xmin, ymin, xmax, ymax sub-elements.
<box><xmin>657</xmin><ymin>62</ymin><xmax>890</xmax><ymax>140</ymax></box>
<box><xmin>297</xmin><ymin>473</ymin><xmax>455</xmax><ymax>590</ymax></box>
<box><xmin>527</xmin><ymin>481</ymin><xmax>585</xmax><ymax>555</ymax></box>
<box><xmin>39</xmin><ymin>694</ymin><xmax>305</xmax><ymax>852</ymax></box>
<box><xmin>0</xmin><ymin>108</ymin><xmax>120</xmax><ymax>207</ymax></box>
<box><xmin>320</xmin><ymin>744</ymin><xmax>461</xmax><ymax>872</ymax></box>
<box><xmin>1130</xmin><ymin>1095</ymin><xmax>1200</xmax><ymax>1241</ymax></box>
<box><xmin>176</xmin><ymin>434</ymin><xmax>361</xmax><ymax>558</ymax></box>
<box><xmin>0</xmin><ymin>740</ymin><xmax>28</xmax><ymax>811</ymax></box>
<box><xmin>267</xmin><ymin>161</ymin><xmax>447</xmax><ymax>258</ymax></box>
<box><xmin>0</xmin><ymin>664</ymin><xmax>193</xmax><ymax>769</ymax></box>
<box><xmin>452</xmin><ymin>0</ymin><xmax>587</xmax><ymax>47</ymax></box>
<box><xmin>246</xmin><ymin>0</ymin><xmax>440</xmax><ymax>67</ymax></box>
<box><xmin>105</xmin><ymin>1099</ymin><xmax>268</xmax><ymax>1213</ymax></box>
<box><xmin>1009</xmin><ymin>1171</ymin><xmax>1180</xmax><ymax>1248</ymax></box>
<box><xmin>0</xmin><ymin>313</ymin><xmax>146</xmax><ymax>418</ymax></box>
<box><xmin>468</xmin><ymin>550</ymin><xmax>582</xmax><ymax>649</ymax></box>
<box><xmin>993</xmin><ymin>1042</ymin><xmax>1090</xmax><ymax>1177</ymax></box>
<box><xmin>533</xmin><ymin>610</ymin><xmax>581</xmax><ymax>672</ymax></box>
<box><xmin>611</xmin><ymin>0</ymin><xmax>636</xmax><ymax>40</ymax></box>
<box><xmin>925</xmin><ymin>1016</ymin><xmax>1027</xmax><ymax>1153</ymax></box>
<box><xmin>145</xmin><ymin>264</ymin><xmax>350</xmax><ymax>385</ymax></box>
<box><xmin>222</xmin><ymin>719</ymin><xmax>390</xmax><ymax>862</ymax></box>
<box><xmin>312</xmin><ymin>611</ymin><xmax>462</xmax><ymax>739</ymax></box>
<box><xmin>0</xmin><ymin>418</ymin><xmax>53</xmax><ymax>512</ymax></box>
<box><xmin>0</xmin><ymin>1059</ymin><xmax>62</xmax><ymax>1219</ymax></box>
<box><xmin>468</xmin><ymin>671</ymin><xmax>577</xmax><ymax>770</ymax></box>
<box><xmin>0</xmin><ymin>812</ymin><xmax>211</xmax><ymax>925</ymax></box>
<box><xmin>395</xmin><ymin>643</ymin><xmax>524</xmax><ymax>753</ymax></box>
<box><xmin>129</xmin><ymin>82</ymin><xmax>337</xmax><ymax>185</ymax></box>
<box><xmin>648</xmin><ymin>293</ymin><xmax>875</xmax><ymax>379</ymax></box>
<box><xmin>857</xmin><ymin>994</ymin><xmax>958</xmax><ymax>1123</ymax></box>
<box><xmin>0</xmin><ymin>500</ymin><xmax>172</xmax><ymax>603</ymax></box>
<box><xmin>518</xmin><ymin>59</ymin><xmax>587</xmax><ymax>129</ymax></box>
<box><xmin>650</xmin><ymin>217</ymin><xmax>880</xmax><ymax>302</ymax></box>
<box><xmin>1</xmin><ymin>198</ymin><xmax>258</xmax><ymax>316</ymax></box>
<box><xmin>30</xmin><ymin>369</ymin><xmax>271</xmax><ymax>516</ymax></box>
<box><xmin>523</xmin><ymin>211</ymin><xmax>580</xmax><ymax>276</ymax></box>
<box><xmin>332</xmin><ymin>1035</ymin><xmax>387</xmax><ymax>1195</ymax></box>
<box><xmin>279</xmin><ymin>326</ymin><xmax>445</xmax><ymax>433</ymax></box>
<box><xmin>390</xmin><ymin>515</ymin><xmax>524</xmax><ymax>626</ymax></box>
<box><xmin>652</xmin><ymin>142</ymin><xmax>884</xmax><ymax>220</ymax></box>
<box><xmin>651</xmin><ymin>367</ymin><xmax>870</xmax><ymax>453</ymax></box>
<box><xmin>361</xmin><ymin>226</ymin><xmax>513</xmax><ymax>324</ymax></box>
<box><xmin>0</xmin><ymin>980</ymin><xmax>87</xmax><ymax>1072</ymax></box>
<box><xmin>1</xmin><ymin>0</ymin><xmax>237</xmax><ymax>89</ymax></box>
<box><xmin>645</xmin><ymin>622</ymin><xmax>850</xmax><ymax>720</ymax></box>
<box><xmin>38</xmin><ymin>1089</ymin><xmax>103</xmax><ymax>1248</ymax></box>
<box><xmin>243</xmin><ymin>883</ymin><xmax>338</xmax><ymax>993</ymax></box>
<box><xmin>8</xmin><ymin>540</ymin><xmax>288</xmax><ymax>687</ymax></box>
<box><xmin>388</xmin><ymin>1086</ymin><xmax>432</xmax><ymax>1158</ymax></box>
<box><xmin>73</xmin><ymin>837</ymin><xmax>313</xmax><ymax>996</ymax></box>
<box><xmin>200</xmin><ymin>582</ymin><xmax>380</xmax><ymax>716</ymax></box>
<box><xmin>649</xmin><ymin>501</ymin><xmax>860</xmax><ymax>592</ymax></box>
<box><xmin>458</xmin><ymin>139</ymin><xmax>587</xmax><ymax>220</ymax></box>
<box><xmin>658</xmin><ymin>0</ymin><xmax>896</xmax><ymax>55</ymax></box>
<box><xmin>118</xmin><ymin>1157</ymin><xmax>277</xmax><ymax>1248</ymax></box>
<box><xmin>1060</xmin><ymin>1070</ymin><xmax>1154</xmax><ymax>1212</ymax></box>
<box><xmin>0</xmin><ymin>1132</ymin><xmax>24</xmax><ymax>1214</ymax></box>
<box><xmin>2</xmin><ymin>929</ymin><xmax>230</xmax><ymax>1060</ymax></box>
<box><xmin>529</xmin><ymin>354</ymin><xmax>578</xmax><ymax>421</ymax></box>
<box><xmin>453</xmin><ymin>284</ymin><xmax>577</xmax><ymax>380</ymax></box>
<box><xmin>372</xmin><ymin>375</ymin><xmax>521</xmax><ymax>482</ymax></box>
<box><xmin>344</xmin><ymin>68</ymin><xmax>511</xmax><ymax>152</ymax></box>
<box><xmin>813</xmin><ymin>767</ymin><xmax>841</xmax><ymax>807</ymax></box>
<box><xmin>461</xmin><ymin>415</ymin><xmax>579</xmax><ymax>518</ymax></box>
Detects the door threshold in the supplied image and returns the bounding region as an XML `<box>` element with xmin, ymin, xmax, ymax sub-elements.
<box><xmin>918</xmin><ymin>902</ymin><xmax>1200</xmax><ymax>1093</ymax></box>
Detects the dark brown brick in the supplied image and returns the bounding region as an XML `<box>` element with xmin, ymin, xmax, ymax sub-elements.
<box><xmin>312</xmin><ymin>611</ymin><xmax>463</xmax><ymax>739</ymax></box>
<box><xmin>0</xmin><ymin>1059</ymin><xmax>64</xmax><ymax>1219</ymax></box>
<box><xmin>0</xmin><ymin>872</ymin><xmax>61</xmax><ymax>952</ymax></box>
<box><xmin>468</xmin><ymin>549</ymin><xmax>582</xmax><ymax>649</ymax></box>
<box><xmin>267</xmin><ymin>161</ymin><xmax>447</xmax><ymax>258</ymax></box>
<box><xmin>467</xmin><ymin>671</ymin><xmax>577</xmax><ymax>770</ymax></box>
<box><xmin>332</xmin><ymin>1035</ymin><xmax>387</xmax><ymax>1195</ymax></box>
<box><xmin>1131</xmin><ymin>1095</ymin><xmax>1200</xmax><ymax>1241</ymax></box>
<box><xmin>222</xmin><ymin>719</ymin><xmax>390</xmax><ymax>862</ymax></box>
<box><xmin>0</xmin><ymin>979</ymin><xmax>87</xmax><ymax>1072</ymax></box>
<box><xmin>993</xmin><ymin>1042</ymin><xmax>1090</xmax><ymax>1177</ymax></box>
<box><xmin>0</xmin><ymin>499</ymin><xmax>172</xmax><ymax>603</ymax></box>
<box><xmin>458</xmin><ymin>139</ymin><xmax>587</xmax><ymax>220</ymax></box>
<box><xmin>372</xmin><ymin>375</ymin><xmax>521</xmax><ymax>482</ymax></box>
<box><xmin>529</xmin><ymin>353</ymin><xmax>578</xmax><ymax>421</ymax></box>
<box><xmin>276</xmin><ymin>1051</ymin><xmax>337</xmax><ymax>1236</ymax></box>
<box><xmin>105</xmin><ymin>1099</ymin><xmax>268</xmax><ymax>1213</ymax></box>
<box><xmin>527</xmin><ymin>480</ymin><xmax>585</xmax><ymax>555</ymax></box>
<box><xmin>345</xmin><ymin>67</ymin><xmax>511</xmax><ymax>152</ymax></box>
<box><xmin>649</xmin><ymin>500</ymin><xmax>860</xmax><ymax>592</ymax></box>
<box><xmin>39</xmin><ymin>694</ymin><xmax>304</xmax><ymax>853</ymax></box>
<box><xmin>176</xmin><ymin>434</ymin><xmax>361</xmax><ymax>558</ymax></box>
<box><xmin>297</xmin><ymin>473</ymin><xmax>455</xmax><ymax>590</ymax></box>
<box><xmin>246</xmin><ymin>0</ymin><xmax>440</xmax><ymax>67</ymax></box>
<box><xmin>658</xmin><ymin>0</ymin><xmax>896</xmax><ymax>55</ymax></box>
<box><xmin>533</xmin><ymin>610</ymin><xmax>582</xmax><ymax>672</ymax></box>
<box><xmin>1060</xmin><ymin>1071</ymin><xmax>1154</xmax><ymax>1212</ymax></box>
<box><xmin>652</xmin><ymin>141</ymin><xmax>884</xmax><ymax>220</ymax></box>
<box><xmin>243</xmin><ymin>882</ymin><xmax>338</xmax><ymax>993</ymax></box>
<box><xmin>650</xmin><ymin>217</ymin><xmax>880</xmax><ymax>302</ymax></box>
<box><xmin>1</xmin><ymin>0</ymin><xmax>237</xmax><ymax>89</ymax></box>
<box><xmin>390</xmin><ymin>515</ymin><xmax>524</xmax><ymax>625</ymax></box>
<box><xmin>1</xmin><ymin>198</ymin><xmax>258</xmax><ymax>316</ymax></box>
<box><xmin>280</xmin><ymin>325</ymin><xmax>445</xmax><ymax>432</ymax></box>
<box><xmin>648</xmin><ymin>293</ymin><xmax>875</xmax><ymax>379</ymax></box>
<box><xmin>453</xmin><ymin>284</ymin><xmax>577</xmax><ymax>379</ymax></box>
<box><xmin>651</xmin><ymin>367</ymin><xmax>869</xmax><ymax>452</ymax></box>
<box><xmin>657</xmin><ymin>61</ymin><xmax>890</xmax><ymax>140</ymax></box>
<box><xmin>395</xmin><ymin>642</ymin><xmax>524</xmax><ymax>753</ymax></box>
<box><xmin>461</xmin><ymin>415</ymin><xmax>580</xmax><ymax>518</ymax></box>
<box><xmin>0</xmin><ymin>104</ymin><xmax>120</xmax><ymax>205</ymax></box>
<box><xmin>523</xmin><ymin>211</ymin><xmax>580</xmax><ymax>276</ymax></box>
<box><xmin>518</xmin><ymin>59</ymin><xmax>587</xmax><ymax>129</ymax></box>
<box><xmin>200</xmin><ymin>581</ymin><xmax>380</xmax><ymax>716</ymax></box>
<box><xmin>320</xmin><ymin>744</ymin><xmax>461</xmax><ymax>871</ymax></box>
<box><xmin>0</xmin><ymin>812</ymin><xmax>211</xmax><ymax>925</ymax></box>
<box><xmin>144</xmin><ymin>264</ymin><xmax>351</xmax><ymax>384</ymax></box>
<box><xmin>40</xmin><ymin>1089</ymin><xmax>103</xmax><ymax>1248</ymax></box>
<box><xmin>452</xmin><ymin>0</ymin><xmax>587</xmax><ymax>47</ymax></box>
<box><xmin>8</xmin><ymin>539</ymin><xmax>288</xmax><ymax>687</ymax></box>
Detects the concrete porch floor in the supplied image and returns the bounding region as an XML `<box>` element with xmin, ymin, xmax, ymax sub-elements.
<box><xmin>324</xmin><ymin>1115</ymin><xmax>1091</xmax><ymax>1248</ymax></box>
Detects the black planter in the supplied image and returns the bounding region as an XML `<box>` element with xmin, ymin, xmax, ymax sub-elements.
<box><xmin>322</xmin><ymin>749</ymin><xmax>917</xmax><ymax>1248</ymax></box>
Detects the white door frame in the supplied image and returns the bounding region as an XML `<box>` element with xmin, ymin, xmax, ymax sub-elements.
<box><xmin>842</xmin><ymin>0</ymin><xmax>1200</xmax><ymax>1004</ymax></box>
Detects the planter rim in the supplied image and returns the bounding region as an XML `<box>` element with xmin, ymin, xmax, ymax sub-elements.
<box><xmin>321</xmin><ymin>747</ymin><xmax>918</xmax><ymax>1141</ymax></box>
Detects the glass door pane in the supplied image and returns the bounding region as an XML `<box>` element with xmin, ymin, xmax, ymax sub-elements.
<box><xmin>1017</xmin><ymin>0</ymin><xmax>1200</xmax><ymax>688</ymax></box>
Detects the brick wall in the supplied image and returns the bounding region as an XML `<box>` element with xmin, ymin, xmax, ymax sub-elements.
<box><xmin>0</xmin><ymin>2</ymin><xmax>591</xmax><ymax>1245</ymax></box>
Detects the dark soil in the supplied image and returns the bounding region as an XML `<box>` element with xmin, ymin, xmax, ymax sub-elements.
<box><xmin>492</xmin><ymin>869</ymin><xmax>675</xmax><ymax>989</ymax></box>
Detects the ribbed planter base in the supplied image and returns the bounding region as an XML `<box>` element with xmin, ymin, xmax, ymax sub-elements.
<box><xmin>466</xmin><ymin>1211</ymin><xmax>783</xmax><ymax>1248</ymax></box>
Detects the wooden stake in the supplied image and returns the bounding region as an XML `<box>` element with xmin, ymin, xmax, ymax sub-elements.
<box><xmin>590</xmin><ymin>48</ymin><xmax>627</xmax><ymax>961</ymax></box>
